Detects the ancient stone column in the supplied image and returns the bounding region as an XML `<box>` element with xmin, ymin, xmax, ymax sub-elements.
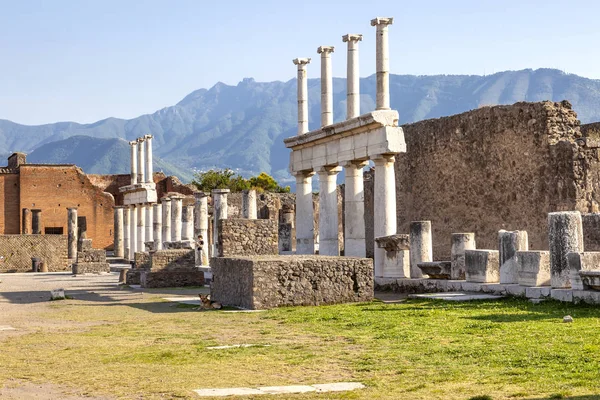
<box><xmin>31</xmin><ymin>209</ymin><xmax>42</xmax><ymax>234</ymax></box>
<box><xmin>295</xmin><ymin>171</ymin><xmax>315</xmax><ymax>254</ymax></box>
<box><xmin>342</xmin><ymin>34</ymin><xmax>362</xmax><ymax>119</ymax></box>
<box><xmin>242</xmin><ymin>189</ymin><xmax>257</xmax><ymax>219</ymax></box>
<box><xmin>370</xmin><ymin>17</ymin><xmax>394</xmax><ymax>110</ymax></box>
<box><xmin>409</xmin><ymin>221</ymin><xmax>433</xmax><ymax>278</ymax></box>
<box><xmin>137</xmin><ymin>137</ymin><xmax>145</xmax><ymax>184</ymax></box>
<box><xmin>171</xmin><ymin>195</ymin><xmax>183</xmax><ymax>242</ymax></box>
<box><xmin>373</xmin><ymin>154</ymin><xmax>396</xmax><ymax>277</ymax></box>
<box><xmin>317</xmin><ymin>46</ymin><xmax>334</xmax><ymax>127</ymax></box>
<box><xmin>318</xmin><ymin>166</ymin><xmax>342</xmax><ymax>256</ymax></box>
<box><xmin>451</xmin><ymin>233</ymin><xmax>476</xmax><ymax>280</ymax></box>
<box><xmin>153</xmin><ymin>203</ymin><xmax>162</xmax><ymax>250</ymax></box>
<box><xmin>144</xmin><ymin>134</ymin><xmax>153</xmax><ymax>183</ymax></box>
<box><xmin>113</xmin><ymin>206</ymin><xmax>124</xmax><ymax>258</ymax></box>
<box><xmin>548</xmin><ymin>211</ymin><xmax>584</xmax><ymax>288</ymax></box>
<box><xmin>499</xmin><ymin>230</ymin><xmax>529</xmax><ymax>284</ymax></box>
<box><xmin>161</xmin><ymin>197</ymin><xmax>172</xmax><ymax>244</ymax></box>
<box><xmin>144</xmin><ymin>203</ymin><xmax>153</xmax><ymax>245</ymax></box>
<box><xmin>293</xmin><ymin>58</ymin><xmax>311</xmax><ymax>135</ymax></box>
<box><xmin>130</xmin><ymin>205</ymin><xmax>137</xmax><ymax>259</ymax></box>
<box><xmin>182</xmin><ymin>205</ymin><xmax>194</xmax><ymax>242</ymax></box>
<box><xmin>194</xmin><ymin>192</ymin><xmax>209</xmax><ymax>265</ymax></box>
<box><xmin>212</xmin><ymin>189</ymin><xmax>230</xmax><ymax>254</ymax></box>
<box><xmin>129</xmin><ymin>141</ymin><xmax>138</xmax><ymax>185</ymax></box>
<box><xmin>67</xmin><ymin>207</ymin><xmax>78</xmax><ymax>259</ymax></box>
<box><xmin>344</xmin><ymin>161</ymin><xmax>367</xmax><ymax>257</ymax></box>
<box><xmin>22</xmin><ymin>208</ymin><xmax>31</xmax><ymax>234</ymax></box>
<box><xmin>137</xmin><ymin>204</ymin><xmax>145</xmax><ymax>253</ymax></box>
<box><xmin>123</xmin><ymin>206</ymin><xmax>130</xmax><ymax>259</ymax></box>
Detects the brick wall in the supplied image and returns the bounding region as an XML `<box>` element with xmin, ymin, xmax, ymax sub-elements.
<box><xmin>0</xmin><ymin>234</ymin><xmax>68</xmax><ymax>272</ymax></box>
<box><xmin>218</xmin><ymin>219</ymin><xmax>278</xmax><ymax>257</ymax></box>
<box><xmin>0</xmin><ymin>173</ymin><xmax>20</xmax><ymax>234</ymax></box>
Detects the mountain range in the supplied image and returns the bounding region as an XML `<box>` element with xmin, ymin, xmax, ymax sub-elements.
<box><xmin>2</xmin><ymin>68</ymin><xmax>600</xmax><ymax>183</ymax></box>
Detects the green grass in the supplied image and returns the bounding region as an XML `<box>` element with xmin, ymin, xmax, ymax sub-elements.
<box><xmin>1</xmin><ymin>297</ymin><xmax>599</xmax><ymax>399</ymax></box>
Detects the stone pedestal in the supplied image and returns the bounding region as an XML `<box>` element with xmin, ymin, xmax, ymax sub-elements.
<box><xmin>161</xmin><ymin>197</ymin><xmax>171</xmax><ymax>244</ymax></box>
<box><xmin>373</xmin><ymin>155</ymin><xmax>397</xmax><ymax>277</ymax></box>
<box><xmin>567</xmin><ymin>252</ymin><xmax>600</xmax><ymax>290</ymax></box>
<box><xmin>318</xmin><ymin>166</ymin><xmax>341</xmax><ymax>256</ymax></box>
<box><xmin>171</xmin><ymin>195</ymin><xmax>183</xmax><ymax>242</ymax></box>
<box><xmin>242</xmin><ymin>189</ymin><xmax>257</xmax><ymax>219</ymax></box>
<box><xmin>409</xmin><ymin>221</ymin><xmax>433</xmax><ymax>278</ymax></box>
<box><xmin>153</xmin><ymin>204</ymin><xmax>162</xmax><ymax>251</ymax></box>
<box><xmin>113</xmin><ymin>206</ymin><xmax>124</xmax><ymax>258</ymax></box>
<box><xmin>465</xmin><ymin>249</ymin><xmax>500</xmax><ymax>283</ymax></box>
<box><xmin>451</xmin><ymin>233</ymin><xmax>476</xmax><ymax>280</ymax></box>
<box><xmin>344</xmin><ymin>161</ymin><xmax>367</xmax><ymax>257</ymax></box>
<box><xmin>548</xmin><ymin>211</ymin><xmax>584</xmax><ymax>288</ymax></box>
<box><xmin>375</xmin><ymin>234</ymin><xmax>410</xmax><ymax>278</ymax></box>
<box><xmin>123</xmin><ymin>206</ymin><xmax>130</xmax><ymax>260</ymax></box>
<box><xmin>295</xmin><ymin>172</ymin><xmax>315</xmax><ymax>255</ymax></box>
<box><xmin>67</xmin><ymin>208</ymin><xmax>78</xmax><ymax>259</ymax></box>
<box><xmin>499</xmin><ymin>230</ymin><xmax>528</xmax><ymax>284</ymax></box>
<box><xmin>31</xmin><ymin>209</ymin><xmax>42</xmax><ymax>235</ymax></box>
<box><xmin>517</xmin><ymin>251</ymin><xmax>551</xmax><ymax>287</ymax></box>
<box><xmin>22</xmin><ymin>208</ymin><xmax>31</xmax><ymax>234</ymax></box>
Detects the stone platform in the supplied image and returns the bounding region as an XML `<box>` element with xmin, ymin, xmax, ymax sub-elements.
<box><xmin>211</xmin><ymin>255</ymin><xmax>373</xmax><ymax>310</ymax></box>
<box><xmin>126</xmin><ymin>249</ymin><xmax>204</xmax><ymax>288</ymax></box>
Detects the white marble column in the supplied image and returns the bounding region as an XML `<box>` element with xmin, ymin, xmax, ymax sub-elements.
<box><xmin>342</xmin><ymin>34</ymin><xmax>362</xmax><ymax>119</ymax></box>
<box><xmin>123</xmin><ymin>206</ymin><xmax>130</xmax><ymax>259</ymax></box>
<box><xmin>137</xmin><ymin>137</ymin><xmax>145</xmax><ymax>184</ymax></box>
<box><xmin>113</xmin><ymin>206</ymin><xmax>124</xmax><ymax>258</ymax></box>
<box><xmin>344</xmin><ymin>161</ymin><xmax>367</xmax><ymax>257</ymax></box>
<box><xmin>145</xmin><ymin>203</ymin><xmax>153</xmax><ymax>244</ymax></box>
<box><xmin>137</xmin><ymin>205</ymin><xmax>146</xmax><ymax>253</ymax></box>
<box><xmin>161</xmin><ymin>197</ymin><xmax>172</xmax><ymax>245</ymax></box>
<box><xmin>144</xmin><ymin>134</ymin><xmax>153</xmax><ymax>183</ymax></box>
<box><xmin>318</xmin><ymin>166</ymin><xmax>342</xmax><ymax>256</ymax></box>
<box><xmin>67</xmin><ymin>207</ymin><xmax>78</xmax><ymax>259</ymax></box>
<box><xmin>182</xmin><ymin>205</ymin><xmax>194</xmax><ymax>242</ymax></box>
<box><xmin>212</xmin><ymin>189</ymin><xmax>230</xmax><ymax>255</ymax></box>
<box><xmin>295</xmin><ymin>171</ymin><xmax>315</xmax><ymax>254</ymax></box>
<box><xmin>371</xmin><ymin>17</ymin><xmax>394</xmax><ymax>110</ymax></box>
<box><xmin>171</xmin><ymin>195</ymin><xmax>183</xmax><ymax>242</ymax></box>
<box><xmin>195</xmin><ymin>192</ymin><xmax>209</xmax><ymax>266</ymax></box>
<box><xmin>317</xmin><ymin>46</ymin><xmax>334</xmax><ymax>127</ymax></box>
<box><xmin>242</xmin><ymin>189</ymin><xmax>257</xmax><ymax>219</ymax></box>
<box><xmin>373</xmin><ymin>154</ymin><xmax>397</xmax><ymax>277</ymax></box>
<box><xmin>293</xmin><ymin>58</ymin><xmax>311</xmax><ymax>135</ymax></box>
<box><xmin>153</xmin><ymin>203</ymin><xmax>162</xmax><ymax>250</ymax></box>
<box><xmin>409</xmin><ymin>221</ymin><xmax>433</xmax><ymax>278</ymax></box>
<box><xmin>129</xmin><ymin>141</ymin><xmax>138</xmax><ymax>185</ymax></box>
<box><xmin>130</xmin><ymin>205</ymin><xmax>137</xmax><ymax>259</ymax></box>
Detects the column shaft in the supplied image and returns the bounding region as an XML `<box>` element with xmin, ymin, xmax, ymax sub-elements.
<box><xmin>129</xmin><ymin>141</ymin><xmax>138</xmax><ymax>185</ymax></box>
<box><xmin>343</xmin><ymin>34</ymin><xmax>362</xmax><ymax>119</ymax></box>
<box><xmin>31</xmin><ymin>209</ymin><xmax>42</xmax><ymax>234</ymax></box>
<box><xmin>153</xmin><ymin>204</ymin><xmax>162</xmax><ymax>250</ymax></box>
<box><xmin>123</xmin><ymin>206</ymin><xmax>130</xmax><ymax>259</ymax></box>
<box><xmin>371</xmin><ymin>17</ymin><xmax>394</xmax><ymax>110</ymax></box>
<box><xmin>114</xmin><ymin>207</ymin><xmax>124</xmax><ymax>258</ymax></box>
<box><xmin>318</xmin><ymin>46</ymin><xmax>334</xmax><ymax>127</ymax></box>
<box><xmin>373</xmin><ymin>155</ymin><xmax>397</xmax><ymax>277</ymax></box>
<box><xmin>162</xmin><ymin>198</ymin><xmax>172</xmax><ymax>244</ymax></box>
<box><xmin>409</xmin><ymin>221</ymin><xmax>433</xmax><ymax>278</ymax></box>
<box><xmin>137</xmin><ymin>138</ymin><xmax>145</xmax><ymax>184</ymax></box>
<box><xmin>195</xmin><ymin>193</ymin><xmax>209</xmax><ymax>266</ymax></box>
<box><xmin>67</xmin><ymin>208</ymin><xmax>78</xmax><ymax>259</ymax></box>
<box><xmin>137</xmin><ymin>205</ymin><xmax>145</xmax><ymax>253</ymax></box>
<box><xmin>318</xmin><ymin>166</ymin><xmax>341</xmax><ymax>256</ymax></box>
<box><xmin>130</xmin><ymin>205</ymin><xmax>137</xmax><ymax>259</ymax></box>
<box><xmin>145</xmin><ymin>204</ymin><xmax>153</xmax><ymax>245</ymax></box>
<box><xmin>293</xmin><ymin>58</ymin><xmax>311</xmax><ymax>135</ymax></box>
<box><xmin>344</xmin><ymin>162</ymin><xmax>367</xmax><ymax>257</ymax></box>
<box><xmin>171</xmin><ymin>196</ymin><xmax>183</xmax><ymax>242</ymax></box>
<box><xmin>212</xmin><ymin>189</ymin><xmax>230</xmax><ymax>255</ymax></box>
<box><xmin>144</xmin><ymin>135</ymin><xmax>153</xmax><ymax>183</ymax></box>
<box><xmin>182</xmin><ymin>205</ymin><xmax>194</xmax><ymax>241</ymax></box>
<box><xmin>22</xmin><ymin>208</ymin><xmax>31</xmax><ymax>234</ymax></box>
<box><xmin>242</xmin><ymin>189</ymin><xmax>257</xmax><ymax>219</ymax></box>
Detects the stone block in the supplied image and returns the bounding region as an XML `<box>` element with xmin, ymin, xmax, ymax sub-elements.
<box><xmin>375</xmin><ymin>234</ymin><xmax>410</xmax><ymax>278</ymax></box>
<box><xmin>72</xmin><ymin>262</ymin><xmax>110</xmax><ymax>274</ymax></box>
<box><xmin>140</xmin><ymin>270</ymin><xmax>204</xmax><ymax>288</ymax></box>
<box><xmin>572</xmin><ymin>289</ymin><xmax>600</xmax><ymax>304</ymax></box>
<box><xmin>465</xmin><ymin>250</ymin><xmax>499</xmax><ymax>283</ymax></box>
<box><xmin>579</xmin><ymin>270</ymin><xmax>600</xmax><ymax>291</ymax></box>
<box><xmin>461</xmin><ymin>281</ymin><xmax>483</xmax><ymax>292</ymax></box>
<box><xmin>418</xmin><ymin>261</ymin><xmax>451</xmax><ymax>279</ymax></box>
<box><xmin>447</xmin><ymin>280</ymin><xmax>464</xmax><ymax>291</ymax></box>
<box><xmin>50</xmin><ymin>289</ymin><xmax>65</xmax><ymax>300</ymax></box>
<box><xmin>218</xmin><ymin>219</ymin><xmax>278</xmax><ymax>257</ymax></box>
<box><xmin>550</xmin><ymin>289</ymin><xmax>573</xmax><ymax>302</ymax></box>
<box><xmin>499</xmin><ymin>230</ymin><xmax>528</xmax><ymax>284</ymax></box>
<box><xmin>517</xmin><ymin>251</ymin><xmax>550</xmax><ymax>287</ymax></box>
<box><xmin>505</xmin><ymin>284</ymin><xmax>527</xmax><ymax>297</ymax></box>
<box><xmin>548</xmin><ymin>211</ymin><xmax>583</xmax><ymax>288</ymax></box>
<box><xmin>481</xmin><ymin>283</ymin><xmax>507</xmax><ymax>295</ymax></box>
<box><xmin>451</xmin><ymin>233</ymin><xmax>476</xmax><ymax>280</ymax></box>
<box><xmin>569</xmin><ymin>252</ymin><xmax>600</xmax><ymax>290</ymax></box>
<box><xmin>525</xmin><ymin>286</ymin><xmax>552</xmax><ymax>299</ymax></box>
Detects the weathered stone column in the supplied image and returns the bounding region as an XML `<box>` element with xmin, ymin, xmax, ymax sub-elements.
<box><xmin>145</xmin><ymin>203</ymin><xmax>153</xmax><ymax>245</ymax></box>
<box><xmin>129</xmin><ymin>141</ymin><xmax>138</xmax><ymax>185</ymax></box>
<box><xmin>67</xmin><ymin>207</ymin><xmax>78</xmax><ymax>259</ymax></box>
<box><xmin>212</xmin><ymin>189</ymin><xmax>230</xmax><ymax>255</ymax></box>
<box><xmin>242</xmin><ymin>189</ymin><xmax>257</xmax><ymax>219</ymax></box>
<box><xmin>548</xmin><ymin>211</ymin><xmax>584</xmax><ymax>288</ymax></box>
<box><xmin>137</xmin><ymin>137</ymin><xmax>145</xmax><ymax>184</ymax></box>
<box><xmin>171</xmin><ymin>195</ymin><xmax>183</xmax><ymax>242</ymax></box>
<box><xmin>123</xmin><ymin>206</ymin><xmax>130</xmax><ymax>259</ymax></box>
<box><xmin>144</xmin><ymin>134</ymin><xmax>153</xmax><ymax>183</ymax></box>
<box><xmin>182</xmin><ymin>205</ymin><xmax>194</xmax><ymax>242</ymax></box>
<box><xmin>153</xmin><ymin>204</ymin><xmax>162</xmax><ymax>250</ymax></box>
<box><xmin>318</xmin><ymin>166</ymin><xmax>342</xmax><ymax>256</ymax></box>
<box><xmin>317</xmin><ymin>46</ymin><xmax>334</xmax><ymax>127</ymax></box>
<box><xmin>137</xmin><ymin>204</ymin><xmax>145</xmax><ymax>253</ymax></box>
<box><xmin>31</xmin><ymin>209</ymin><xmax>42</xmax><ymax>234</ymax></box>
<box><xmin>194</xmin><ymin>192</ymin><xmax>209</xmax><ymax>265</ymax></box>
<box><xmin>130</xmin><ymin>205</ymin><xmax>137</xmax><ymax>258</ymax></box>
<box><xmin>451</xmin><ymin>233</ymin><xmax>476</xmax><ymax>280</ymax></box>
<box><xmin>499</xmin><ymin>230</ymin><xmax>529</xmax><ymax>284</ymax></box>
<box><xmin>409</xmin><ymin>221</ymin><xmax>433</xmax><ymax>278</ymax></box>
<box><xmin>293</xmin><ymin>58</ymin><xmax>311</xmax><ymax>135</ymax></box>
<box><xmin>295</xmin><ymin>171</ymin><xmax>315</xmax><ymax>254</ymax></box>
<box><xmin>344</xmin><ymin>161</ymin><xmax>367</xmax><ymax>257</ymax></box>
<box><xmin>161</xmin><ymin>197</ymin><xmax>172</xmax><ymax>244</ymax></box>
<box><xmin>113</xmin><ymin>206</ymin><xmax>124</xmax><ymax>258</ymax></box>
<box><xmin>342</xmin><ymin>34</ymin><xmax>362</xmax><ymax>119</ymax></box>
<box><xmin>373</xmin><ymin>154</ymin><xmax>396</xmax><ymax>277</ymax></box>
<box><xmin>22</xmin><ymin>208</ymin><xmax>31</xmax><ymax>234</ymax></box>
<box><xmin>371</xmin><ymin>17</ymin><xmax>394</xmax><ymax>110</ymax></box>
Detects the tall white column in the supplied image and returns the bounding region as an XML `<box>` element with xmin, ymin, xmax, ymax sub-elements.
<box><xmin>242</xmin><ymin>189</ymin><xmax>257</xmax><ymax>219</ymax></box>
<box><xmin>212</xmin><ymin>189</ymin><xmax>230</xmax><ymax>255</ymax></box>
<box><xmin>317</xmin><ymin>46</ymin><xmax>334</xmax><ymax>127</ymax></box>
<box><xmin>144</xmin><ymin>134</ymin><xmax>153</xmax><ymax>183</ymax></box>
<box><xmin>129</xmin><ymin>141</ymin><xmax>138</xmax><ymax>185</ymax></box>
<box><xmin>137</xmin><ymin>137</ymin><xmax>145</xmax><ymax>184</ymax></box>
<box><xmin>145</xmin><ymin>203</ymin><xmax>153</xmax><ymax>244</ymax></box>
<box><xmin>293</xmin><ymin>58</ymin><xmax>311</xmax><ymax>135</ymax></box>
<box><xmin>371</xmin><ymin>17</ymin><xmax>394</xmax><ymax>110</ymax></box>
<box><xmin>195</xmin><ymin>192</ymin><xmax>209</xmax><ymax>266</ymax></box>
<box><xmin>161</xmin><ymin>197</ymin><xmax>172</xmax><ymax>244</ymax></box>
<box><xmin>67</xmin><ymin>207</ymin><xmax>78</xmax><ymax>259</ymax></box>
<box><xmin>318</xmin><ymin>166</ymin><xmax>342</xmax><ymax>256</ymax></box>
<box><xmin>130</xmin><ymin>205</ymin><xmax>137</xmax><ymax>259</ymax></box>
<box><xmin>171</xmin><ymin>195</ymin><xmax>183</xmax><ymax>242</ymax></box>
<box><xmin>137</xmin><ymin>205</ymin><xmax>145</xmax><ymax>253</ymax></box>
<box><xmin>342</xmin><ymin>34</ymin><xmax>362</xmax><ymax>119</ymax></box>
<box><xmin>153</xmin><ymin>203</ymin><xmax>162</xmax><ymax>250</ymax></box>
<box><xmin>295</xmin><ymin>171</ymin><xmax>315</xmax><ymax>254</ymax></box>
<box><xmin>113</xmin><ymin>206</ymin><xmax>124</xmax><ymax>258</ymax></box>
<box><xmin>344</xmin><ymin>161</ymin><xmax>367</xmax><ymax>257</ymax></box>
<box><xmin>373</xmin><ymin>154</ymin><xmax>397</xmax><ymax>277</ymax></box>
<box><xmin>123</xmin><ymin>206</ymin><xmax>130</xmax><ymax>260</ymax></box>
<box><xmin>182</xmin><ymin>205</ymin><xmax>194</xmax><ymax>242</ymax></box>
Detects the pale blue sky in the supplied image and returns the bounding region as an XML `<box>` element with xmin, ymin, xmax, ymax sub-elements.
<box><xmin>1</xmin><ymin>0</ymin><xmax>599</xmax><ymax>125</ymax></box>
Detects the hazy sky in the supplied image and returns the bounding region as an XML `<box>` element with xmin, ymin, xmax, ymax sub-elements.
<box><xmin>1</xmin><ymin>0</ymin><xmax>599</xmax><ymax>125</ymax></box>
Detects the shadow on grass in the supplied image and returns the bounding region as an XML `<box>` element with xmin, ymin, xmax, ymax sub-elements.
<box><xmin>527</xmin><ymin>396</ymin><xmax>600</xmax><ymax>400</ymax></box>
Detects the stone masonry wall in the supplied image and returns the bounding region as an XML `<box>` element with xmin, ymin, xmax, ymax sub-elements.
<box><xmin>211</xmin><ymin>255</ymin><xmax>374</xmax><ymax>309</ymax></box>
<box><xmin>0</xmin><ymin>234</ymin><xmax>68</xmax><ymax>272</ymax></box>
<box><xmin>218</xmin><ymin>219</ymin><xmax>278</xmax><ymax>257</ymax></box>
<box><xmin>0</xmin><ymin>173</ymin><xmax>20</xmax><ymax>234</ymax></box>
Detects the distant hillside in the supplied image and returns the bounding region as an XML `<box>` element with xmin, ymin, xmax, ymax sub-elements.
<box><xmin>3</xmin><ymin>68</ymin><xmax>600</xmax><ymax>182</ymax></box>
<box><xmin>27</xmin><ymin>136</ymin><xmax>194</xmax><ymax>182</ymax></box>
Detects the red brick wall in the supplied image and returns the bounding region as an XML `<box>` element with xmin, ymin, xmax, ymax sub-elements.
<box><xmin>0</xmin><ymin>174</ymin><xmax>20</xmax><ymax>234</ymax></box>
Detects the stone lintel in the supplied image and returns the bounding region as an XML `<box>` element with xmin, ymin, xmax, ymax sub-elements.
<box><xmin>342</xmin><ymin>34</ymin><xmax>363</xmax><ymax>43</ymax></box>
<box><xmin>293</xmin><ymin>58</ymin><xmax>311</xmax><ymax>66</ymax></box>
<box><xmin>119</xmin><ymin>182</ymin><xmax>157</xmax><ymax>193</ymax></box>
<box><xmin>317</xmin><ymin>46</ymin><xmax>335</xmax><ymax>54</ymax></box>
<box><xmin>370</xmin><ymin>17</ymin><xmax>394</xmax><ymax>26</ymax></box>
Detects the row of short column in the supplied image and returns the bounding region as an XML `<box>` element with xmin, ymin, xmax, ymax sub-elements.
<box><xmin>21</xmin><ymin>208</ymin><xmax>42</xmax><ymax>235</ymax></box>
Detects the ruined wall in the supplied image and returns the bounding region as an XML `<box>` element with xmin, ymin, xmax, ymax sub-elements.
<box><xmin>389</xmin><ymin>101</ymin><xmax>583</xmax><ymax>260</ymax></box>
<box><xmin>218</xmin><ymin>219</ymin><xmax>278</xmax><ymax>257</ymax></box>
<box><xmin>0</xmin><ymin>172</ymin><xmax>20</xmax><ymax>234</ymax></box>
<box><xmin>0</xmin><ymin>235</ymin><xmax>68</xmax><ymax>272</ymax></box>
<box><xmin>19</xmin><ymin>165</ymin><xmax>115</xmax><ymax>249</ymax></box>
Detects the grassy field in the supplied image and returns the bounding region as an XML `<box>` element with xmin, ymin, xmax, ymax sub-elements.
<box><xmin>1</xmin><ymin>294</ymin><xmax>599</xmax><ymax>400</ymax></box>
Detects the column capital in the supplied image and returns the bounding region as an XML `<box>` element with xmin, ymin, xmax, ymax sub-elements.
<box><xmin>344</xmin><ymin>160</ymin><xmax>369</xmax><ymax>169</ymax></box>
<box><xmin>113</xmin><ymin>205</ymin><xmax>125</xmax><ymax>209</ymax></box>
<box><xmin>67</xmin><ymin>207</ymin><xmax>78</xmax><ymax>211</ymax></box>
<box><xmin>317</xmin><ymin>165</ymin><xmax>342</xmax><ymax>176</ymax></box>
<box><xmin>136</xmin><ymin>137</ymin><xmax>146</xmax><ymax>143</ymax></box>
<box><xmin>342</xmin><ymin>34</ymin><xmax>363</xmax><ymax>43</ymax></box>
<box><xmin>129</xmin><ymin>140</ymin><xmax>138</xmax><ymax>146</ymax></box>
<box><xmin>293</xmin><ymin>58</ymin><xmax>311</xmax><ymax>66</ymax></box>
<box><xmin>161</xmin><ymin>197</ymin><xmax>171</xmax><ymax>202</ymax></box>
<box><xmin>170</xmin><ymin>193</ymin><xmax>185</xmax><ymax>200</ymax></box>
<box><xmin>194</xmin><ymin>191</ymin><xmax>209</xmax><ymax>199</ymax></box>
<box><xmin>294</xmin><ymin>170</ymin><xmax>315</xmax><ymax>179</ymax></box>
<box><xmin>143</xmin><ymin>134</ymin><xmax>153</xmax><ymax>140</ymax></box>
<box><xmin>371</xmin><ymin>17</ymin><xmax>394</xmax><ymax>26</ymax></box>
<box><xmin>372</xmin><ymin>154</ymin><xmax>396</xmax><ymax>164</ymax></box>
<box><xmin>317</xmin><ymin>46</ymin><xmax>335</xmax><ymax>54</ymax></box>
<box><xmin>212</xmin><ymin>188</ymin><xmax>231</xmax><ymax>195</ymax></box>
